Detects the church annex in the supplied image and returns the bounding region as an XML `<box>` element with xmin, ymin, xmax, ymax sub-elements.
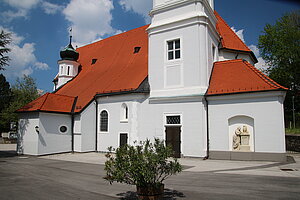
<box><xmin>17</xmin><ymin>0</ymin><xmax>287</xmax><ymax>161</ymax></box>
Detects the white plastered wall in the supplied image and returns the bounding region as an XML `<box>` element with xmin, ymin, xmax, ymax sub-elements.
<box><xmin>96</xmin><ymin>94</ymin><xmax>207</xmax><ymax>157</ymax></box>
<box><xmin>38</xmin><ymin>112</ymin><xmax>72</xmax><ymax>155</ymax></box>
<box><xmin>80</xmin><ymin>102</ymin><xmax>96</xmax><ymax>152</ymax></box>
<box><xmin>218</xmin><ymin>50</ymin><xmax>255</xmax><ymax>66</ymax></box>
<box><xmin>207</xmin><ymin>91</ymin><xmax>286</xmax><ymax>153</ymax></box>
<box><xmin>18</xmin><ymin>113</ymin><xmax>39</xmax><ymax>155</ymax></box>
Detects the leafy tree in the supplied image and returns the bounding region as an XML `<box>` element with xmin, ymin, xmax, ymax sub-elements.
<box><xmin>0</xmin><ymin>75</ymin><xmax>39</xmax><ymax>132</ymax></box>
<box><xmin>258</xmin><ymin>10</ymin><xmax>300</xmax><ymax>128</ymax></box>
<box><xmin>0</xmin><ymin>30</ymin><xmax>11</xmax><ymax>70</ymax></box>
<box><xmin>0</xmin><ymin>74</ymin><xmax>11</xmax><ymax>113</ymax></box>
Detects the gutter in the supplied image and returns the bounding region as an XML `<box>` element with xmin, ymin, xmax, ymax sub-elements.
<box><xmin>71</xmin><ymin>96</ymin><xmax>78</xmax><ymax>153</ymax></box>
<box><xmin>94</xmin><ymin>96</ymin><xmax>98</xmax><ymax>152</ymax></box>
<box><xmin>204</xmin><ymin>96</ymin><xmax>209</xmax><ymax>160</ymax></box>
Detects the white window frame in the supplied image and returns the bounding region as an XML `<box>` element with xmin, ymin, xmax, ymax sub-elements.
<box><xmin>58</xmin><ymin>124</ymin><xmax>69</xmax><ymax>134</ymax></box>
<box><xmin>120</xmin><ymin>103</ymin><xmax>129</xmax><ymax>123</ymax></box>
<box><xmin>99</xmin><ymin>109</ymin><xmax>109</xmax><ymax>133</ymax></box>
<box><xmin>164</xmin><ymin>113</ymin><xmax>182</xmax><ymax>127</ymax></box>
<box><xmin>166</xmin><ymin>38</ymin><xmax>181</xmax><ymax>61</ymax></box>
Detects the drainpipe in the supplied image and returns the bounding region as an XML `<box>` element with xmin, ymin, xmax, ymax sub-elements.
<box><xmin>71</xmin><ymin>97</ymin><xmax>78</xmax><ymax>153</ymax></box>
<box><xmin>204</xmin><ymin>97</ymin><xmax>210</xmax><ymax>160</ymax></box>
<box><xmin>95</xmin><ymin>97</ymin><xmax>98</xmax><ymax>152</ymax></box>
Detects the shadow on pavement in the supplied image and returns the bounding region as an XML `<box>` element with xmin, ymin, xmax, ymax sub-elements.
<box><xmin>0</xmin><ymin>150</ymin><xmax>18</xmax><ymax>158</ymax></box>
<box><xmin>117</xmin><ymin>188</ymin><xmax>186</xmax><ymax>199</ymax></box>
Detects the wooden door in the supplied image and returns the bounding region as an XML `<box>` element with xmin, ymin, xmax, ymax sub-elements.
<box><xmin>166</xmin><ymin>127</ymin><xmax>181</xmax><ymax>158</ymax></box>
<box><xmin>119</xmin><ymin>133</ymin><xmax>128</xmax><ymax>147</ymax></box>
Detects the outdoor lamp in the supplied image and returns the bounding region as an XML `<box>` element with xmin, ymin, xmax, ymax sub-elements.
<box><xmin>35</xmin><ymin>126</ymin><xmax>39</xmax><ymax>134</ymax></box>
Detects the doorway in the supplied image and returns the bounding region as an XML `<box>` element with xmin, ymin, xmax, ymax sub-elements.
<box><xmin>165</xmin><ymin>126</ymin><xmax>181</xmax><ymax>158</ymax></box>
<box><xmin>119</xmin><ymin>133</ymin><xmax>128</xmax><ymax>147</ymax></box>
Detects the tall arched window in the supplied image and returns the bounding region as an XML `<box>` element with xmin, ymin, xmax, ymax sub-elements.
<box><xmin>100</xmin><ymin>110</ymin><xmax>108</xmax><ymax>132</ymax></box>
<box><xmin>121</xmin><ymin>103</ymin><xmax>128</xmax><ymax>122</ymax></box>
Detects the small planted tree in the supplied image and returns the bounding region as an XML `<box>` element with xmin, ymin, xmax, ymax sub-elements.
<box><xmin>104</xmin><ymin>139</ymin><xmax>182</xmax><ymax>199</ymax></box>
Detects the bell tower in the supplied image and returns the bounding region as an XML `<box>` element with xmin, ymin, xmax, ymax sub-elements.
<box><xmin>148</xmin><ymin>0</ymin><xmax>218</xmax><ymax>100</ymax></box>
<box><xmin>54</xmin><ymin>35</ymin><xmax>80</xmax><ymax>90</ymax></box>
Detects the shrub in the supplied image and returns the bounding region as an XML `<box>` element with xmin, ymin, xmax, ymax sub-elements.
<box><xmin>104</xmin><ymin>139</ymin><xmax>182</xmax><ymax>188</ymax></box>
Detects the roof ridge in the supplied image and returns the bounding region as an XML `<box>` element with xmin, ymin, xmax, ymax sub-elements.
<box><xmin>214</xmin><ymin>11</ymin><xmax>250</xmax><ymax>52</ymax></box>
<box><xmin>77</xmin><ymin>24</ymin><xmax>150</xmax><ymax>51</ymax></box>
<box><xmin>39</xmin><ymin>93</ymin><xmax>50</xmax><ymax>110</ymax></box>
<box><xmin>49</xmin><ymin>93</ymin><xmax>76</xmax><ymax>99</ymax></box>
<box><xmin>214</xmin><ymin>59</ymin><xmax>243</xmax><ymax>64</ymax></box>
<box><xmin>242</xmin><ymin>60</ymin><xmax>287</xmax><ymax>90</ymax></box>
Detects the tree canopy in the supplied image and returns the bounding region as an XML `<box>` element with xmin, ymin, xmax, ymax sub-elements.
<box><xmin>0</xmin><ymin>30</ymin><xmax>11</xmax><ymax>70</ymax></box>
<box><xmin>258</xmin><ymin>10</ymin><xmax>300</xmax><ymax>128</ymax></box>
<box><xmin>0</xmin><ymin>75</ymin><xmax>39</xmax><ymax>132</ymax></box>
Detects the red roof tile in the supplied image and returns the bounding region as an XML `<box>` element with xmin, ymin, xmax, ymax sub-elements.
<box><xmin>206</xmin><ymin>59</ymin><xmax>288</xmax><ymax>96</ymax></box>
<box><xmin>17</xmin><ymin>93</ymin><xmax>76</xmax><ymax>113</ymax></box>
<box><xmin>215</xmin><ymin>11</ymin><xmax>251</xmax><ymax>52</ymax></box>
<box><xmin>54</xmin><ymin>25</ymin><xmax>149</xmax><ymax>112</ymax></box>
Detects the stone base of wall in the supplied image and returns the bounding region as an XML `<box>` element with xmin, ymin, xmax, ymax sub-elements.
<box><xmin>209</xmin><ymin>151</ymin><xmax>286</xmax><ymax>162</ymax></box>
<box><xmin>286</xmin><ymin>134</ymin><xmax>300</xmax><ymax>152</ymax></box>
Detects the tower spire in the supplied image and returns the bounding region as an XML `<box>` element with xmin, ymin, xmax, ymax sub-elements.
<box><xmin>69</xmin><ymin>27</ymin><xmax>73</xmax><ymax>45</ymax></box>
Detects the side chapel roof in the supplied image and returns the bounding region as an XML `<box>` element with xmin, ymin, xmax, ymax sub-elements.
<box><xmin>206</xmin><ymin>59</ymin><xmax>288</xmax><ymax>96</ymax></box>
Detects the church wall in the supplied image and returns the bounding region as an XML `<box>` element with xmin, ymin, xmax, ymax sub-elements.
<box><xmin>96</xmin><ymin>95</ymin><xmax>138</xmax><ymax>152</ymax></box>
<box><xmin>17</xmin><ymin>113</ymin><xmax>39</xmax><ymax>155</ymax></box>
<box><xmin>74</xmin><ymin>115</ymin><xmax>81</xmax><ymax>152</ymax></box>
<box><xmin>218</xmin><ymin>50</ymin><xmax>255</xmax><ymax>66</ymax></box>
<box><xmin>80</xmin><ymin>101</ymin><xmax>96</xmax><ymax>152</ymax></box>
<box><xmin>207</xmin><ymin>91</ymin><xmax>286</xmax><ymax>157</ymax></box>
<box><xmin>96</xmin><ymin>94</ymin><xmax>207</xmax><ymax>157</ymax></box>
<box><xmin>38</xmin><ymin>112</ymin><xmax>72</xmax><ymax>155</ymax></box>
<box><xmin>139</xmin><ymin>97</ymin><xmax>207</xmax><ymax>158</ymax></box>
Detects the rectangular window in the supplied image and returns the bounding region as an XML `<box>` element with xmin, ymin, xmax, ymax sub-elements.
<box><xmin>166</xmin><ymin>115</ymin><xmax>181</xmax><ymax>124</ymax></box>
<box><xmin>167</xmin><ymin>39</ymin><xmax>181</xmax><ymax>60</ymax></box>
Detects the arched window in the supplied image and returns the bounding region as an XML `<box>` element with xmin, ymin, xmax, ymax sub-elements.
<box><xmin>121</xmin><ymin>103</ymin><xmax>128</xmax><ymax>122</ymax></box>
<box><xmin>67</xmin><ymin>66</ymin><xmax>70</xmax><ymax>75</ymax></box>
<box><xmin>100</xmin><ymin>110</ymin><xmax>108</xmax><ymax>132</ymax></box>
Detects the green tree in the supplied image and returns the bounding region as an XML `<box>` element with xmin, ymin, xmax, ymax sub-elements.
<box><xmin>0</xmin><ymin>30</ymin><xmax>11</xmax><ymax>70</ymax></box>
<box><xmin>258</xmin><ymin>10</ymin><xmax>300</xmax><ymax>128</ymax></box>
<box><xmin>0</xmin><ymin>75</ymin><xmax>39</xmax><ymax>131</ymax></box>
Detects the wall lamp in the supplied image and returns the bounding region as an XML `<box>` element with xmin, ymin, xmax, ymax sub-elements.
<box><xmin>35</xmin><ymin>126</ymin><xmax>39</xmax><ymax>134</ymax></box>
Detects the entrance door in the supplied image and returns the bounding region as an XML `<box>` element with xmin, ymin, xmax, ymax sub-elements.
<box><xmin>165</xmin><ymin>127</ymin><xmax>181</xmax><ymax>158</ymax></box>
<box><xmin>119</xmin><ymin>133</ymin><xmax>128</xmax><ymax>147</ymax></box>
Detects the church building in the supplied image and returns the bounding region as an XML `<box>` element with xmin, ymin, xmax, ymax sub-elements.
<box><xmin>17</xmin><ymin>0</ymin><xmax>287</xmax><ymax>161</ymax></box>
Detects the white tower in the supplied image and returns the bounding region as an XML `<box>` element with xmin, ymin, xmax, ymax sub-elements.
<box><xmin>53</xmin><ymin>36</ymin><xmax>80</xmax><ymax>90</ymax></box>
<box><xmin>148</xmin><ymin>0</ymin><xmax>218</xmax><ymax>99</ymax></box>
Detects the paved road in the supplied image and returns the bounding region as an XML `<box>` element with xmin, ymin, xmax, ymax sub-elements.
<box><xmin>0</xmin><ymin>148</ymin><xmax>300</xmax><ymax>199</ymax></box>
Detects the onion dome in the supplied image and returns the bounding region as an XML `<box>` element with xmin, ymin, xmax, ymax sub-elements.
<box><xmin>60</xmin><ymin>36</ymin><xmax>79</xmax><ymax>61</ymax></box>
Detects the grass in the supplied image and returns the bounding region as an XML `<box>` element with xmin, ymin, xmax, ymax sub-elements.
<box><xmin>285</xmin><ymin>128</ymin><xmax>300</xmax><ymax>135</ymax></box>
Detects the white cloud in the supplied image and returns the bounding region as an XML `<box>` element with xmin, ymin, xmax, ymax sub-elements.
<box><xmin>1</xmin><ymin>27</ymin><xmax>49</xmax><ymax>80</ymax></box>
<box><xmin>249</xmin><ymin>44</ymin><xmax>267</xmax><ymax>72</ymax></box>
<box><xmin>41</xmin><ymin>2</ymin><xmax>63</xmax><ymax>15</ymax></box>
<box><xmin>119</xmin><ymin>0</ymin><xmax>152</xmax><ymax>23</ymax></box>
<box><xmin>2</xmin><ymin>0</ymin><xmax>40</xmax><ymax>21</ymax></box>
<box><xmin>231</xmin><ymin>26</ymin><xmax>245</xmax><ymax>42</ymax></box>
<box><xmin>63</xmin><ymin>0</ymin><xmax>117</xmax><ymax>45</ymax></box>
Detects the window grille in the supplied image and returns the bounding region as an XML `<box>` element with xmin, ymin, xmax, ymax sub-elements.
<box><xmin>100</xmin><ymin>110</ymin><xmax>108</xmax><ymax>132</ymax></box>
<box><xmin>166</xmin><ymin>115</ymin><xmax>181</xmax><ymax>124</ymax></box>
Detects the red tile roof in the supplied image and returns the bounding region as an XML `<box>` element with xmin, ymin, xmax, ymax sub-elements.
<box><xmin>215</xmin><ymin>11</ymin><xmax>251</xmax><ymax>52</ymax></box>
<box><xmin>19</xmin><ymin>12</ymin><xmax>269</xmax><ymax>113</ymax></box>
<box><xmin>17</xmin><ymin>93</ymin><xmax>76</xmax><ymax>113</ymax></box>
<box><xmin>206</xmin><ymin>59</ymin><xmax>288</xmax><ymax>96</ymax></box>
<box><xmin>54</xmin><ymin>25</ymin><xmax>149</xmax><ymax>112</ymax></box>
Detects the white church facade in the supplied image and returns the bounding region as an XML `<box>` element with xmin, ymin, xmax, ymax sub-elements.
<box><xmin>17</xmin><ymin>0</ymin><xmax>287</xmax><ymax>161</ymax></box>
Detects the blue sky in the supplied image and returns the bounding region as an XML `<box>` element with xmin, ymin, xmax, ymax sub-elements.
<box><xmin>0</xmin><ymin>0</ymin><xmax>299</xmax><ymax>92</ymax></box>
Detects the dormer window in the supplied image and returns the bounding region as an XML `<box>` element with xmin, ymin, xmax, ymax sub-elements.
<box><xmin>167</xmin><ymin>39</ymin><xmax>181</xmax><ymax>60</ymax></box>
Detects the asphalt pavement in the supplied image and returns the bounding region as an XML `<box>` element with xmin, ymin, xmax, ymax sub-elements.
<box><xmin>0</xmin><ymin>144</ymin><xmax>300</xmax><ymax>200</ymax></box>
